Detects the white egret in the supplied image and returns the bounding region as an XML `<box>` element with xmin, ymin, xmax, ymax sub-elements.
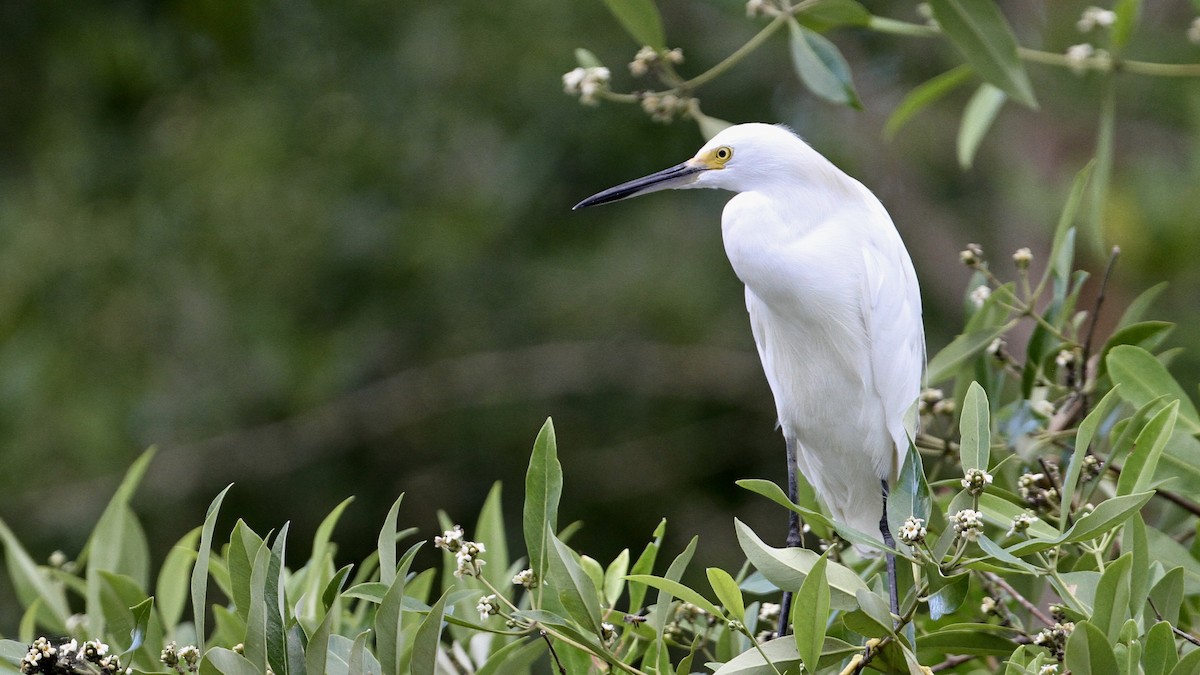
<box><xmin>574</xmin><ymin>123</ymin><xmax>924</xmax><ymax>629</ymax></box>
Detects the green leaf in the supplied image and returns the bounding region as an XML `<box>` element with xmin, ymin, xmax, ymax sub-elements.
<box><xmin>734</xmin><ymin>519</ymin><xmax>868</xmax><ymax>610</ymax></box>
<box><xmin>265</xmin><ymin>525</ymin><xmax>290</xmax><ymax>675</ymax></box>
<box><xmin>796</xmin><ymin>0</ymin><xmax>871</xmax><ymax>30</ymax></box>
<box><xmin>1148</xmin><ymin>567</ymin><xmax>1185</xmax><ymax>625</ymax></box>
<box><xmin>546</xmin><ymin>532</ymin><xmax>604</xmax><ymax>634</ymax></box>
<box><xmin>0</xmin><ymin>639</ymin><xmax>28</xmax><ymax>665</ymax></box>
<box><xmin>787</xmin><ymin>18</ymin><xmax>861</xmax><ymax>108</ymax></box>
<box><xmin>884</xmin><ymin>65</ymin><xmax>972</xmax><ymax>139</ymax></box>
<box><xmin>1092</xmin><ymin>553</ymin><xmax>1132</xmax><ymax>642</ymax></box>
<box><xmin>736</xmin><ymin>478</ymin><xmax>886</xmax><ymax>554</ymax></box>
<box><xmin>706</xmin><ymin>567</ymin><xmax>744</xmax><ymax>622</ymax></box>
<box><xmin>574</xmin><ymin>48</ymin><xmax>603</xmax><ymax>69</ymax></box>
<box><xmin>523</xmin><ymin>418</ymin><xmax>562</xmax><ymax>604</ymax></box>
<box><xmin>1060</xmin><ymin>386</ymin><xmax>1122</xmax><ymax>531</ymax></box>
<box><xmin>627</xmin><ymin>520</ymin><xmax>664</xmax><ymax>612</ymax></box>
<box><xmin>1108</xmin><ymin>345</ymin><xmax>1200</xmax><ymax>433</ymax></box>
<box><xmin>1118</xmin><ymin>282</ymin><xmax>1167</xmax><ymax>329</ymax></box>
<box><xmin>1111</xmin><ymin>0</ymin><xmax>1142</xmax><ymax>50</ymax></box>
<box><xmin>346</xmin><ymin>630</ymin><xmax>374</xmax><ymax>675</ymax></box>
<box><xmin>0</xmin><ymin>518</ymin><xmax>70</xmax><ymax>630</ymax></box>
<box><xmin>377</xmin><ymin>495</ymin><xmax>404</xmax><ymax>587</ymax></box>
<box><xmin>917</xmin><ymin>628</ymin><xmax>1018</xmax><ymax>657</ymax></box>
<box><xmin>1065</xmin><ymin>492</ymin><xmax>1154</xmax><ymax>544</ymax></box>
<box><xmin>927</xmin><ymin>0</ymin><xmax>1037</xmax><ymax>107</ymax></box>
<box><xmin>1116</xmin><ymin>400</ymin><xmax>1178</xmax><ymax>497</ymax></box>
<box><xmin>157</xmin><ymin>527</ymin><xmax>200</xmax><ymax>633</ymax></box>
<box><xmin>692</xmin><ymin>108</ymin><xmax>733</xmax><ymax>141</ymax></box>
<box><xmin>957</xmin><ymin>84</ymin><xmax>1006</xmax><ymax>169</ymax></box>
<box><xmin>959</xmin><ymin>381</ymin><xmax>990</xmax><ymax>472</ymax></box>
<box><xmin>1006</xmin><ymin>491</ymin><xmax>1154</xmax><ymax>555</ymax></box>
<box><xmin>926</xmin><ymin>321</ymin><xmax>1018</xmax><ymax>384</ymax></box>
<box><xmin>125</xmin><ymin>597</ymin><xmax>154</xmax><ymax>655</ymax></box>
<box><xmin>601</xmin><ymin>0</ymin><xmax>665</xmax><ymax>50</ymax></box>
<box><xmin>1065</xmin><ymin>621</ymin><xmax>1119</xmax><ymax>675</ymax></box>
<box><xmin>1086</xmin><ymin>84</ymin><xmax>1115</xmax><ymax>257</ymax></box>
<box><xmin>200</xmin><ymin>647</ymin><xmax>262</xmax><ymax>675</ymax></box>
<box><xmin>85</xmin><ymin>449</ymin><xmax>156</xmax><ymax>637</ymax></box>
<box><xmin>375</xmin><ymin>542</ymin><xmax>422</xmax><ymax>675</ymax></box>
<box><xmin>925</xmin><ymin>573</ymin><xmax>969</xmax><ymax>621</ymax></box>
<box><xmin>1098</xmin><ymin>321</ymin><xmax>1174</xmax><ymax>378</ymax></box>
<box><xmin>603</xmin><ymin>549</ymin><xmax>630</xmax><ymax>608</ymax></box>
<box><xmin>1125</xmin><ymin>513</ymin><xmax>1149</xmax><ymax>622</ymax></box>
<box><xmin>228</xmin><ymin>520</ymin><xmax>264</xmax><ymax>623</ymax></box>
<box><xmin>793</xmin><ymin>551</ymin><xmax>831</xmax><ymax>671</ymax></box>
<box><xmin>626</xmin><ymin>574</ymin><xmax>722</xmax><ymax>618</ymax></box>
<box><xmin>647</xmin><ymin>535</ymin><xmax>697</xmax><ymax>674</ymax></box>
<box><xmin>476</xmin><ymin>482</ymin><xmax>510</xmax><ymax>592</ymax></box>
<box><xmin>1169</xmin><ymin>643</ymin><xmax>1200</xmax><ymax>675</ymax></box>
<box><xmin>1143</xmin><ymin>621</ymin><xmax>1179</xmax><ymax>675</ymax></box>
<box><xmin>192</xmin><ymin>484</ymin><xmax>233</xmax><ymax>648</ymax></box>
<box><xmin>410</xmin><ymin>589</ymin><xmax>451</xmax><ymax>675</ymax></box>
<box><xmin>474</xmin><ymin>638</ymin><xmax>542</xmax><ymax>675</ymax></box>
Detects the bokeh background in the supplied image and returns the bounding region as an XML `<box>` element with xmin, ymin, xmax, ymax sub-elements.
<box><xmin>2</xmin><ymin>0</ymin><xmax>1199</xmax><ymax>622</ymax></box>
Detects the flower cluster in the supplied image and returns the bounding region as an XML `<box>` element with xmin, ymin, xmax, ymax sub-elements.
<box><xmin>897</xmin><ymin>517</ymin><xmax>928</xmax><ymax>546</ymax></box>
<box><xmin>434</xmin><ymin>525</ymin><xmax>488</xmax><ymax>578</ymax></box>
<box><xmin>477</xmin><ymin>594</ymin><xmax>499</xmax><ymax>620</ymax></box>
<box><xmin>628</xmin><ymin>46</ymin><xmax>683</xmax><ymax>77</ymax></box>
<box><xmin>951</xmin><ymin>509</ymin><xmax>984</xmax><ymax>542</ymax></box>
<box><xmin>1081</xmin><ymin>453</ymin><xmax>1103</xmax><ymax>482</ymax></box>
<box><xmin>1007</xmin><ymin>511</ymin><xmax>1040</xmax><ymax>537</ymax></box>
<box><xmin>961</xmin><ymin>468</ymin><xmax>993</xmax><ymax>496</ymax></box>
<box><xmin>1032</xmin><ymin>622</ymin><xmax>1075</xmax><ymax>661</ymax></box>
<box><xmin>640</xmin><ymin>92</ymin><xmax>691</xmax><ymax>122</ymax></box>
<box><xmin>1032</xmin><ymin>399</ymin><xmax>1056</xmax><ymax>419</ymax></box>
<box><xmin>21</xmin><ymin>637</ymin><xmax>122</xmax><ymax>675</ymax></box>
<box><xmin>1018</xmin><ymin>472</ymin><xmax>1059</xmax><ymax>509</ymax></box>
<box><xmin>1076</xmin><ymin>6</ymin><xmax>1116</xmax><ymax>32</ymax></box>
<box><xmin>562</xmin><ymin>67</ymin><xmax>611</xmax><ymax>105</ymax></box>
<box><xmin>1012</xmin><ymin>247</ymin><xmax>1033</xmax><ymax>268</ymax></box>
<box><xmin>980</xmin><ymin>595</ymin><xmax>998</xmax><ymax>615</ymax></box>
<box><xmin>161</xmin><ymin>642</ymin><xmax>200</xmax><ymax>674</ymax></box>
<box><xmin>918</xmin><ymin>388</ymin><xmax>954</xmax><ymax>417</ymax></box>
<box><xmin>600</xmin><ymin>621</ymin><xmax>618</xmax><ymax>645</ymax></box>
<box><xmin>1038</xmin><ymin>664</ymin><xmax>1060</xmax><ymax>675</ymax></box>
<box><xmin>512</xmin><ymin>568</ymin><xmax>537</xmax><ymax>589</ymax></box>
<box><xmin>1190</xmin><ymin>18</ymin><xmax>1200</xmax><ymax>44</ymax></box>
<box><xmin>959</xmin><ymin>243</ymin><xmax>984</xmax><ymax>267</ymax></box>
<box><xmin>758</xmin><ymin>602</ymin><xmax>781</xmax><ymax>624</ymax></box>
<box><xmin>969</xmin><ymin>285</ymin><xmax>991</xmax><ymax>309</ymax></box>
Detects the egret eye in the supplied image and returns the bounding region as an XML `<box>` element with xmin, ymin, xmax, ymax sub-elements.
<box><xmin>714</xmin><ymin>146</ymin><xmax>733</xmax><ymax>162</ymax></box>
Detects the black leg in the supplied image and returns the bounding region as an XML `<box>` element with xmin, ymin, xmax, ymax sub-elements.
<box><xmin>879</xmin><ymin>479</ymin><xmax>899</xmax><ymax>621</ymax></box>
<box><xmin>778</xmin><ymin>437</ymin><xmax>802</xmax><ymax>637</ymax></box>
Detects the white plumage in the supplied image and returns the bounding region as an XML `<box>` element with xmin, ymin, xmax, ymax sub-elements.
<box><xmin>575</xmin><ymin>122</ymin><xmax>924</xmax><ymax>547</ymax></box>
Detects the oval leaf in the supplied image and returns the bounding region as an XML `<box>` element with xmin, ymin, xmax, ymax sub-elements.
<box><xmin>928</xmin><ymin>0</ymin><xmax>1037</xmax><ymax>107</ymax></box>
<box><xmin>601</xmin><ymin>0</ymin><xmax>665</xmax><ymax>50</ymax></box>
<box><xmin>787</xmin><ymin>18</ymin><xmax>862</xmax><ymax>108</ymax></box>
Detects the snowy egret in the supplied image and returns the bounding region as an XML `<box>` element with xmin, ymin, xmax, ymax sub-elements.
<box><xmin>574</xmin><ymin>123</ymin><xmax>924</xmax><ymax>628</ymax></box>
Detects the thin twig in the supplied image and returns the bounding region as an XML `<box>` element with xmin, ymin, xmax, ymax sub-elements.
<box><xmin>1079</xmin><ymin>246</ymin><xmax>1121</xmax><ymax>416</ymax></box>
<box><xmin>984</xmin><ymin>572</ymin><xmax>1055</xmax><ymax>627</ymax></box>
<box><xmin>541</xmin><ymin>631</ymin><xmax>568</xmax><ymax>675</ymax></box>
<box><xmin>1148</xmin><ymin>598</ymin><xmax>1200</xmax><ymax>647</ymax></box>
<box><xmin>930</xmin><ymin>653</ymin><xmax>978</xmax><ymax>672</ymax></box>
<box><xmin>1108</xmin><ymin>463</ymin><xmax>1200</xmax><ymax>518</ymax></box>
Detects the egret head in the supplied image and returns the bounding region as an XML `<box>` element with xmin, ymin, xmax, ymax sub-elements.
<box><xmin>573</xmin><ymin>123</ymin><xmax>805</xmax><ymax>209</ymax></box>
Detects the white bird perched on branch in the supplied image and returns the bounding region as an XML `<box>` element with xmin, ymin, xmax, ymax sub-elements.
<box><xmin>574</xmin><ymin>123</ymin><xmax>924</xmax><ymax>630</ymax></box>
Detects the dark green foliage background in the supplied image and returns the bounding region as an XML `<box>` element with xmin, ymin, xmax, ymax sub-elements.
<box><xmin>1</xmin><ymin>0</ymin><xmax>1198</xmax><ymax>629</ymax></box>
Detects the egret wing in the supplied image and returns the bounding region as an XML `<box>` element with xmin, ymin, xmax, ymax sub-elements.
<box><xmin>859</xmin><ymin>216</ymin><xmax>925</xmax><ymax>478</ymax></box>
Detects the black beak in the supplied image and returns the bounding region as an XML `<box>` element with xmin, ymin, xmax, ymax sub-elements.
<box><xmin>573</xmin><ymin>161</ymin><xmax>705</xmax><ymax>210</ymax></box>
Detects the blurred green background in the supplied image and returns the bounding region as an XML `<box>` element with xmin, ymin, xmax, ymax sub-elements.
<box><xmin>2</xmin><ymin>0</ymin><xmax>1199</xmax><ymax>620</ymax></box>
